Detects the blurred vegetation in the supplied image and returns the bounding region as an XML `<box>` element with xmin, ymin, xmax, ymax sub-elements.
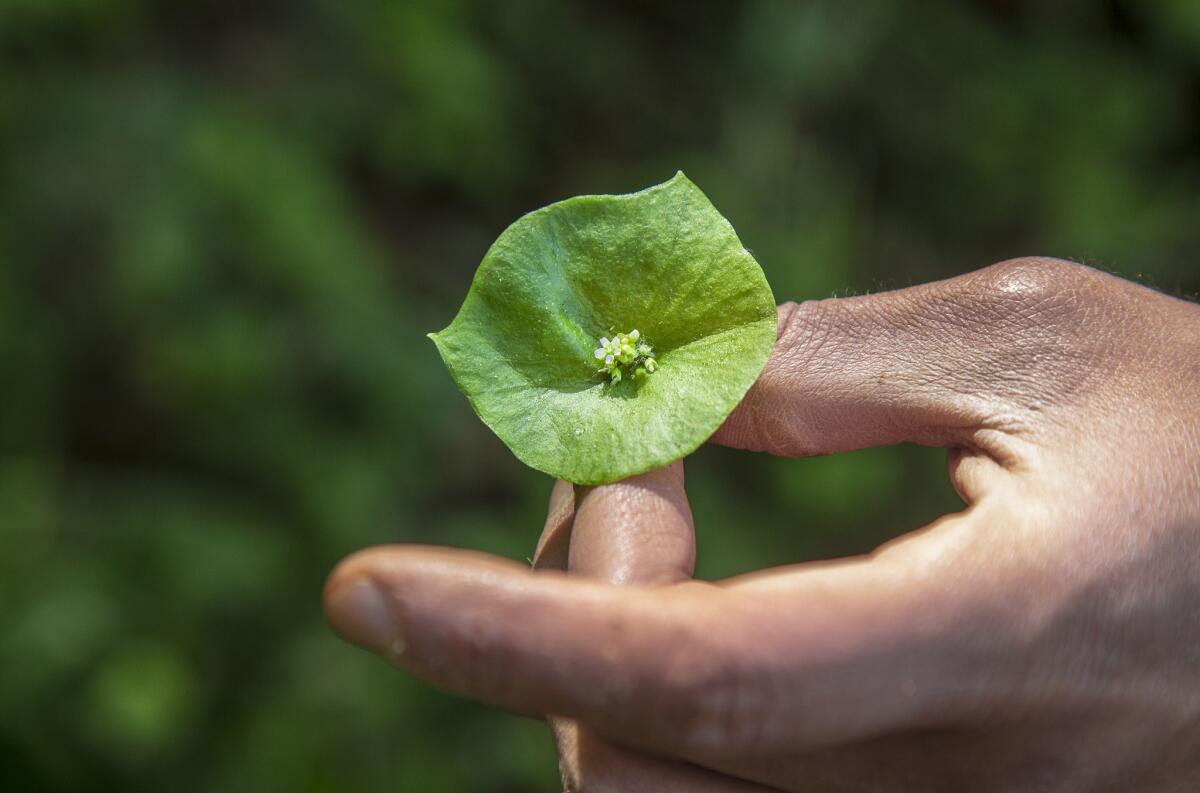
<box><xmin>1</xmin><ymin>1</ymin><xmax>1198</xmax><ymax>791</ymax></box>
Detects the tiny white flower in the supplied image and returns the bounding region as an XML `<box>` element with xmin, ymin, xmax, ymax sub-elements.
<box><xmin>592</xmin><ymin>328</ymin><xmax>656</xmax><ymax>385</ymax></box>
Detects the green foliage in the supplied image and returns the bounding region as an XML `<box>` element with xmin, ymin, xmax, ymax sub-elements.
<box><xmin>431</xmin><ymin>174</ymin><xmax>776</xmax><ymax>484</ymax></box>
<box><xmin>0</xmin><ymin>2</ymin><xmax>1197</xmax><ymax>792</ymax></box>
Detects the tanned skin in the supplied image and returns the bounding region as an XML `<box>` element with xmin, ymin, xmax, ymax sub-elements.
<box><xmin>326</xmin><ymin>258</ymin><xmax>1200</xmax><ymax>792</ymax></box>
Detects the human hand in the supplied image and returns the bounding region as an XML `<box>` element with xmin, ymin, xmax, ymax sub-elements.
<box><xmin>325</xmin><ymin>258</ymin><xmax>1200</xmax><ymax>792</ymax></box>
<box><xmin>531</xmin><ymin>466</ymin><xmax>782</xmax><ymax>792</ymax></box>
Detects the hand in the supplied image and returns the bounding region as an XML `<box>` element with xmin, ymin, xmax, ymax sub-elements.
<box><xmin>324</xmin><ymin>258</ymin><xmax>1200</xmax><ymax>792</ymax></box>
<box><xmin>531</xmin><ymin>466</ymin><xmax>782</xmax><ymax>792</ymax></box>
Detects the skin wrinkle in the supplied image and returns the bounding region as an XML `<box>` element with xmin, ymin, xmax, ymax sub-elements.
<box><xmin>717</xmin><ymin>259</ymin><xmax>1141</xmax><ymax>467</ymax></box>
<box><xmin>325</xmin><ymin>257</ymin><xmax>1200</xmax><ymax>793</ymax></box>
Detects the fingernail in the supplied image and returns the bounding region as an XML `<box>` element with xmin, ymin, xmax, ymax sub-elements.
<box><xmin>327</xmin><ymin>579</ymin><xmax>406</xmax><ymax>660</ymax></box>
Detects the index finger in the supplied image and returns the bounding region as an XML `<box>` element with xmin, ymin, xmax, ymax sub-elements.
<box><xmin>712</xmin><ymin>258</ymin><xmax>1131</xmax><ymax>459</ymax></box>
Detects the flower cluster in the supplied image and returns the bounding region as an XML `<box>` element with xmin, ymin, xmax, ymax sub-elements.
<box><xmin>593</xmin><ymin>329</ymin><xmax>657</xmax><ymax>384</ymax></box>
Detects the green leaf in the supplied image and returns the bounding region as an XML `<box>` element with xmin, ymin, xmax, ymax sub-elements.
<box><xmin>429</xmin><ymin>172</ymin><xmax>777</xmax><ymax>484</ymax></box>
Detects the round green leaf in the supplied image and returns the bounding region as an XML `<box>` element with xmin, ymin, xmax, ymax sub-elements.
<box><xmin>429</xmin><ymin>172</ymin><xmax>777</xmax><ymax>484</ymax></box>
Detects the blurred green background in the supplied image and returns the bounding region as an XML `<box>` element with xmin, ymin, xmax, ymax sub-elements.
<box><xmin>2</xmin><ymin>1</ymin><xmax>1198</xmax><ymax>791</ymax></box>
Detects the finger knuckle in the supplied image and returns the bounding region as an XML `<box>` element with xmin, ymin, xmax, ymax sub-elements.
<box><xmin>969</xmin><ymin>257</ymin><xmax>1098</xmax><ymax>334</ymax></box>
<box><xmin>924</xmin><ymin>257</ymin><xmax>1124</xmax><ymax>412</ymax></box>
<box><xmin>986</xmin><ymin>255</ymin><xmax>1088</xmax><ymax>288</ymax></box>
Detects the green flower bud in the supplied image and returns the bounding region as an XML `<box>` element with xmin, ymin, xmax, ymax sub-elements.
<box><xmin>593</xmin><ymin>329</ymin><xmax>656</xmax><ymax>385</ymax></box>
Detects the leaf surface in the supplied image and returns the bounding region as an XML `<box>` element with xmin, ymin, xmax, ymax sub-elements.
<box><xmin>430</xmin><ymin>173</ymin><xmax>777</xmax><ymax>484</ymax></box>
